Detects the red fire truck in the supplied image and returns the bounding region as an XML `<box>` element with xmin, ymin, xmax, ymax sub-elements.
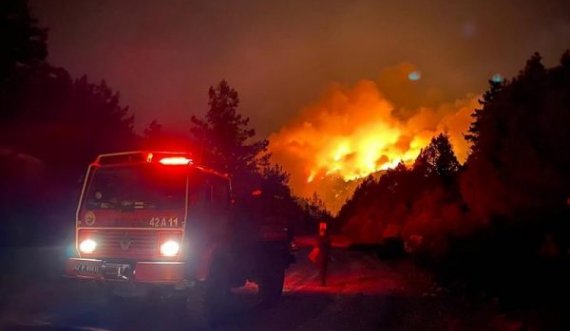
<box><xmin>65</xmin><ymin>151</ymin><xmax>293</xmax><ymax>323</ymax></box>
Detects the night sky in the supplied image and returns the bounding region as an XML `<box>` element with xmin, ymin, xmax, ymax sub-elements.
<box><xmin>29</xmin><ymin>0</ymin><xmax>570</xmax><ymax>137</ymax></box>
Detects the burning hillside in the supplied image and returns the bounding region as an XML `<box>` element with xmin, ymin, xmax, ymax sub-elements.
<box><xmin>269</xmin><ymin>64</ymin><xmax>479</xmax><ymax>213</ymax></box>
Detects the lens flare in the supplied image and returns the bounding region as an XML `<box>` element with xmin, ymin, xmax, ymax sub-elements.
<box><xmin>491</xmin><ymin>73</ymin><xmax>504</xmax><ymax>83</ymax></box>
<box><xmin>408</xmin><ymin>71</ymin><xmax>421</xmax><ymax>81</ymax></box>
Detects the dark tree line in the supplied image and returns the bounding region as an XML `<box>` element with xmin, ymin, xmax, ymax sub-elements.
<box><xmin>185</xmin><ymin>80</ymin><xmax>318</xmax><ymax>234</ymax></box>
<box><xmin>1</xmin><ymin>0</ymin><xmax>139</xmax><ymax>245</ymax></box>
<box><xmin>339</xmin><ymin>133</ymin><xmax>465</xmax><ymax>252</ymax></box>
<box><xmin>338</xmin><ymin>51</ymin><xmax>570</xmax><ymax>312</ymax></box>
<box><xmin>0</xmin><ymin>0</ymin><xmax>323</xmax><ymax>246</ymax></box>
<box><xmin>463</xmin><ymin>53</ymin><xmax>570</xmax><ymax>219</ymax></box>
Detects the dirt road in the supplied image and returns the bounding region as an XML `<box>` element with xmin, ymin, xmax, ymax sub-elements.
<box><xmin>0</xmin><ymin>247</ymin><xmax>512</xmax><ymax>331</ymax></box>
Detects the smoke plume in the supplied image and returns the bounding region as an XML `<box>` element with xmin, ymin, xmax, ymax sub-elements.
<box><xmin>269</xmin><ymin>63</ymin><xmax>479</xmax><ymax>212</ymax></box>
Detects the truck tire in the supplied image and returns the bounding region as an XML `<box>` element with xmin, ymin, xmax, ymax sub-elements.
<box><xmin>258</xmin><ymin>267</ymin><xmax>285</xmax><ymax>304</ymax></box>
<box><xmin>186</xmin><ymin>258</ymin><xmax>230</xmax><ymax>328</ymax></box>
<box><xmin>186</xmin><ymin>284</ymin><xmax>215</xmax><ymax>329</ymax></box>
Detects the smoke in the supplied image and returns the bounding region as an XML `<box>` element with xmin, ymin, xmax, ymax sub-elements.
<box><xmin>269</xmin><ymin>63</ymin><xmax>479</xmax><ymax>213</ymax></box>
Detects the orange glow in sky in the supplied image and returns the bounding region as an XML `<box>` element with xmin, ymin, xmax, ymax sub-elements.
<box><xmin>270</xmin><ymin>64</ymin><xmax>479</xmax><ymax>212</ymax></box>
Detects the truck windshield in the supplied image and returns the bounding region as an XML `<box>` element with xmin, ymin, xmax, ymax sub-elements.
<box><xmin>84</xmin><ymin>165</ymin><xmax>187</xmax><ymax>211</ymax></box>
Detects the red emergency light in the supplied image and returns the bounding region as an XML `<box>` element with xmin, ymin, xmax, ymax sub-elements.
<box><xmin>159</xmin><ymin>156</ymin><xmax>192</xmax><ymax>165</ymax></box>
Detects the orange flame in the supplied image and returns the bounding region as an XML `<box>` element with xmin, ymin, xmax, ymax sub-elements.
<box><xmin>269</xmin><ymin>64</ymin><xmax>479</xmax><ymax>212</ymax></box>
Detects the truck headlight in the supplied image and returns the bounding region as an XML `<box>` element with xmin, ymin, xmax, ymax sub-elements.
<box><xmin>79</xmin><ymin>239</ymin><xmax>97</xmax><ymax>254</ymax></box>
<box><xmin>160</xmin><ymin>240</ymin><xmax>180</xmax><ymax>256</ymax></box>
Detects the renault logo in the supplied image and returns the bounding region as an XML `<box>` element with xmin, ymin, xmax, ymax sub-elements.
<box><xmin>120</xmin><ymin>233</ymin><xmax>133</xmax><ymax>250</ymax></box>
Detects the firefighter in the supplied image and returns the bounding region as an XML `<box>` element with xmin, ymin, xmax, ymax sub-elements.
<box><xmin>318</xmin><ymin>221</ymin><xmax>331</xmax><ymax>286</ymax></box>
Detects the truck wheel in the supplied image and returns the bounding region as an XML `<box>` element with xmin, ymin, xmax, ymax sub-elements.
<box><xmin>186</xmin><ymin>284</ymin><xmax>215</xmax><ymax>328</ymax></box>
<box><xmin>186</xmin><ymin>260</ymin><xmax>230</xmax><ymax>328</ymax></box>
<box><xmin>258</xmin><ymin>268</ymin><xmax>285</xmax><ymax>305</ymax></box>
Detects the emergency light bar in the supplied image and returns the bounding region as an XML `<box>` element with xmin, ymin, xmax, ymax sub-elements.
<box><xmin>95</xmin><ymin>151</ymin><xmax>193</xmax><ymax>166</ymax></box>
<box><xmin>159</xmin><ymin>156</ymin><xmax>192</xmax><ymax>165</ymax></box>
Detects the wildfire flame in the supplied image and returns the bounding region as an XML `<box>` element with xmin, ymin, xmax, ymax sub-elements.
<box><xmin>269</xmin><ymin>64</ymin><xmax>479</xmax><ymax>212</ymax></box>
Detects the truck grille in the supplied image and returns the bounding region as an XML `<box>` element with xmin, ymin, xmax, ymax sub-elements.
<box><xmin>78</xmin><ymin>229</ymin><xmax>178</xmax><ymax>259</ymax></box>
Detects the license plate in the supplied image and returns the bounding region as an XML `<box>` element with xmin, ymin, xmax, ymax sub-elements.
<box><xmin>73</xmin><ymin>261</ymin><xmax>101</xmax><ymax>275</ymax></box>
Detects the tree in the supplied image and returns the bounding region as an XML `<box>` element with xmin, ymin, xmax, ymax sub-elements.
<box><xmin>339</xmin><ymin>135</ymin><xmax>464</xmax><ymax>244</ymax></box>
<box><xmin>305</xmin><ymin>193</ymin><xmax>330</xmax><ymax>220</ymax></box>
<box><xmin>189</xmin><ymin>81</ymin><xmax>308</xmax><ymax>236</ymax></box>
<box><xmin>260</xmin><ymin>164</ymin><xmax>291</xmax><ymax>198</ymax></box>
<box><xmin>142</xmin><ymin>119</ymin><xmax>165</xmax><ymax>148</ymax></box>
<box><xmin>0</xmin><ymin>0</ymin><xmax>48</xmax><ymax>122</ymax></box>
<box><xmin>144</xmin><ymin>119</ymin><xmax>163</xmax><ymax>138</ymax></box>
<box><xmin>465</xmin><ymin>79</ymin><xmax>503</xmax><ymax>154</ymax></box>
<box><xmin>414</xmin><ymin>133</ymin><xmax>460</xmax><ymax>180</ymax></box>
<box><xmin>1</xmin><ymin>72</ymin><xmax>137</xmax><ymax>201</ymax></box>
<box><xmin>462</xmin><ymin>51</ymin><xmax>570</xmax><ymax>220</ymax></box>
<box><xmin>521</xmin><ymin>52</ymin><xmax>546</xmax><ymax>79</ymax></box>
<box><xmin>0</xmin><ymin>1</ymin><xmax>138</xmax><ymax>245</ymax></box>
<box><xmin>53</xmin><ymin>76</ymin><xmax>136</xmax><ymax>180</ymax></box>
<box><xmin>0</xmin><ymin>0</ymin><xmax>47</xmax><ymax>79</ymax></box>
<box><xmin>190</xmin><ymin>80</ymin><xmax>269</xmax><ymax>197</ymax></box>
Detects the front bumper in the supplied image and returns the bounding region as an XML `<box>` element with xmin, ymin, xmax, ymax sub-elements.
<box><xmin>65</xmin><ymin>257</ymin><xmax>186</xmax><ymax>284</ymax></box>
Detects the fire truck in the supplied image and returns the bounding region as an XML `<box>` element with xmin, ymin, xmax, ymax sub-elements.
<box><xmin>65</xmin><ymin>151</ymin><xmax>294</xmax><ymax>324</ymax></box>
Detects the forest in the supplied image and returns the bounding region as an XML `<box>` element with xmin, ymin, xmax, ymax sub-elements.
<box><xmin>338</xmin><ymin>51</ymin><xmax>570</xmax><ymax>311</ymax></box>
<box><xmin>1</xmin><ymin>0</ymin><xmax>569</xmax><ymax>317</ymax></box>
<box><xmin>0</xmin><ymin>1</ymin><xmax>328</xmax><ymax>246</ymax></box>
